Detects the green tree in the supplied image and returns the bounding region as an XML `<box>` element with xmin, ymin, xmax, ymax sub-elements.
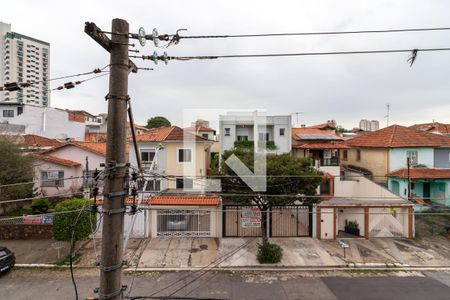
<box><xmin>145</xmin><ymin>116</ymin><xmax>171</xmax><ymax>129</ymax></box>
<box><xmin>0</xmin><ymin>138</ymin><xmax>35</xmax><ymax>202</ymax></box>
<box><xmin>220</xmin><ymin>149</ymin><xmax>323</xmax><ymax>245</ymax></box>
<box><xmin>53</xmin><ymin>198</ymin><xmax>96</xmax><ymax>242</ymax></box>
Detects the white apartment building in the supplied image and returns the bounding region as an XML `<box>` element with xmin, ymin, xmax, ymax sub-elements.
<box><xmin>1</xmin><ymin>22</ymin><xmax>50</xmax><ymax>106</ymax></box>
<box><xmin>0</xmin><ymin>103</ymin><xmax>85</xmax><ymax>140</ymax></box>
<box><xmin>219</xmin><ymin>112</ymin><xmax>292</xmax><ymax>156</ymax></box>
<box><xmin>359</xmin><ymin>119</ymin><xmax>379</xmax><ymax>132</ymax></box>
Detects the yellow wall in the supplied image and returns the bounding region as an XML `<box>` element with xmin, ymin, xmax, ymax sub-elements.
<box><xmin>341</xmin><ymin>148</ymin><xmax>389</xmax><ymax>183</ymax></box>
<box><xmin>165</xmin><ymin>142</ymin><xmax>210</xmax><ymax>189</ymax></box>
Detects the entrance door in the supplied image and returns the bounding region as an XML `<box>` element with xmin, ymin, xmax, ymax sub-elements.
<box><xmin>320</xmin><ymin>208</ymin><xmax>334</xmax><ymax>239</ymax></box>
<box><xmin>423</xmin><ymin>182</ymin><xmax>431</xmax><ymax>200</ymax></box>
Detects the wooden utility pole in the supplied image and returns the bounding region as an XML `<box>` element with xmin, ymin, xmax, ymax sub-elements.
<box><xmin>85</xmin><ymin>18</ymin><xmax>130</xmax><ymax>300</ymax></box>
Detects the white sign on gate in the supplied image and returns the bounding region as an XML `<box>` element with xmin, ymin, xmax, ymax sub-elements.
<box><xmin>242</xmin><ymin>207</ymin><xmax>261</xmax><ymax>228</ymax></box>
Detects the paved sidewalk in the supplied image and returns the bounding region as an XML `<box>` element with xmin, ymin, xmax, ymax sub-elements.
<box><xmin>137</xmin><ymin>237</ymin><xmax>218</xmax><ymax>268</ymax></box>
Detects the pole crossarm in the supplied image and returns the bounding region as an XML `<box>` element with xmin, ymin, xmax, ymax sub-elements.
<box><xmin>85</xmin><ymin>21</ymin><xmax>138</xmax><ymax>73</ymax></box>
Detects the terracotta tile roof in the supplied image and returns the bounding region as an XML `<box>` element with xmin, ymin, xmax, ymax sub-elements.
<box><xmin>292</xmin><ymin>142</ymin><xmax>350</xmax><ymax>149</ymax></box>
<box><xmin>41</xmin><ymin>141</ymin><xmax>110</xmax><ymax>157</ymax></box>
<box><xmin>133</xmin><ymin>126</ymin><xmax>209</xmax><ymax>142</ymax></box>
<box><xmin>388</xmin><ymin>168</ymin><xmax>450</xmax><ymax>179</ymax></box>
<box><xmin>23</xmin><ymin>135</ymin><xmax>63</xmax><ymax>148</ymax></box>
<box><xmin>96</xmin><ymin>197</ymin><xmax>151</xmax><ymax>205</ymax></box>
<box><xmin>71</xmin><ymin>141</ymin><xmax>107</xmax><ymax>156</ymax></box>
<box><xmin>150</xmin><ymin>195</ymin><xmax>220</xmax><ymax>206</ymax></box>
<box><xmin>409</xmin><ymin>122</ymin><xmax>450</xmax><ymax>135</ymax></box>
<box><xmin>33</xmin><ymin>154</ymin><xmax>81</xmax><ymax>167</ymax></box>
<box><xmin>127</xmin><ymin>122</ymin><xmax>149</xmax><ymax>131</ymax></box>
<box><xmin>345</xmin><ymin>125</ymin><xmax>450</xmax><ymax>148</ymax></box>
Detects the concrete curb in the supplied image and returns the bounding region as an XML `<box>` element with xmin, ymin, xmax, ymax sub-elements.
<box><xmin>14</xmin><ymin>263</ymin><xmax>450</xmax><ymax>272</ymax></box>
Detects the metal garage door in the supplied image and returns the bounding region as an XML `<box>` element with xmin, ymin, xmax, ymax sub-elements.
<box><xmin>156</xmin><ymin>209</ymin><xmax>212</xmax><ymax>237</ymax></box>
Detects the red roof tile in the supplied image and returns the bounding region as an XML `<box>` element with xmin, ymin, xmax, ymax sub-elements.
<box><xmin>33</xmin><ymin>154</ymin><xmax>81</xmax><ymax>167</ymax></box>
<box><xmin>150</xmin><ymin>195</ymin><xmax>220</xmax><ymax>206</ymax></box>
<box><xmin>345</xmin><ymin>125</ymin><xmax>450</xmax><ymax>148</ymax></box>
<box><xmin>409</xmin><ymin>122</ymin><xmax>450</xmax><ymax>135</ymax></box>
<box><xmin>388</xmin><ymin>168</ymin><xmax>450</xmax><ymax>179</ymax></box>
<box><xmin>23</xmin><ymin>135</ymin><xmax>63</xmax><ymax>148</ymax></box>
<box><xmin>292</xmin><ymin>142</ymin><xmax>349</xmax><ymax>149</ymax></box>
<box><xmin>292</xmin><ymin>127</ymin><xmax>339</xmax><ymax>141</ymax></box>
<box><xmin>41</xmin><ymin>141</ymin><xmax>108</xmax><ymax>157</ymax></box>
<box><xmin>134</xmin><ymin>126</ymin><xmax>209</xmax><ymax>142</ymax></box>
<box><xmin>71</xmin><ymin>141</ymin><xmax>107</xmax><ymax>156</ymax></box>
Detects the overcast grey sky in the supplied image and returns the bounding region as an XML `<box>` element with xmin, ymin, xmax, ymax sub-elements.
<box><xmin>3</xmin><ymin>0</ymin><xmax>450</xmax><ymax>129</ymax></box>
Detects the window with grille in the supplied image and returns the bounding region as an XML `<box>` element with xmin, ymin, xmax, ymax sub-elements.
<box><xmin>41</xmin><ymin>170</ymin><xmax>64</xmax><ymax>187</ymax></box>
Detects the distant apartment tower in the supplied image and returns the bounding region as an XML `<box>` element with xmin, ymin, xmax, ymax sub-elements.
<box><xmin>359</xmin><ymin>119</ymin><xmax>379</xmax><ymax>131</ymax></box>
<box><xmin>0</xmin><ymin>22</ymin><xmax>50</xmax><ymax>106</ymax></box>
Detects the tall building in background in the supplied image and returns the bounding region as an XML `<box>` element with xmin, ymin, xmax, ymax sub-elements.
<box><xmin>0</xmin><ymin>22</ymin><xmax>50</xmax><ymax>106</ymax></box>
<box><xmin>359</xmin><ymin>119</ymin><xmax>379</xmax><ymax>131</ymax></box>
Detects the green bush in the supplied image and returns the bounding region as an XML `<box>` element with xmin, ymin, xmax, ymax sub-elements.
<box><xmin>257</xmin><ymin>242</ymin><xmax>283</xmax><ymax>264</ymax></box>
<box><xmin>53</xmin><ymin>198</ymin><xmax>96</xmax><ymax>242</ymax></box>
<box><xmin>31</xmin><ymin>198</ymin><xmax>51</xmax><ymax>214</ymax></box>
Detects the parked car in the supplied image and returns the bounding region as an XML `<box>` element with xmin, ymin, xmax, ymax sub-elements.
<box><xmin>0</xmin><ymin>246</ymin><xmax>15</xmax><ymax>274</ymax></box>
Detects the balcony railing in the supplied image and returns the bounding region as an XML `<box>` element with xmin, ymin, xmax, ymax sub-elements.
<box><xmin>314</xmin><ymin>157</ymin><xmax>339</xmax><ymax>167</ymax></box>
<box><xmin>234</xmin><ymin>140</ymin><xmax>277</xmax><ymax>150</ymax></box>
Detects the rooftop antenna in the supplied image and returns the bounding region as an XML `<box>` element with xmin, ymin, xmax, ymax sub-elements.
<box><xmin>384</xmin><ymin>104</ymin><xmax>390</xmax><ymax>127</ymax></box>
<box><xmin>291</xmin><ymin>112</ymin><xmax>304</xmax><ymax>127</ymax></box>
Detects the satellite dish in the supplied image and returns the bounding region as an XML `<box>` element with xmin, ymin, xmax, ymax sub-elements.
<box><xmin>138</xmin><ymin>27</ymin><xmax>146</xmax><ymax>47</ymax></box>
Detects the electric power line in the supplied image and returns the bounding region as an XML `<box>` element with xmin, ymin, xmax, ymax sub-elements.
<box><xmin>0</xmin><ymin>65</ymin><xmax>109</xmax><ymax>91</ymax></box>
<box><xmin>176</xmin><ymin>26</ymin><xmax>450</xmax><ymax>40</ymax></box>
<box><xmin>131</xmin><ymin>47</ymin><xmax>450</xmax><ymax>64</ymax></box>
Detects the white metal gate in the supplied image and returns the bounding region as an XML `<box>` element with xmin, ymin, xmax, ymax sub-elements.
<box><xmin>156</xmin><ymin>209</ymin><xmax>212</xmax><ymax>237</ymax></box>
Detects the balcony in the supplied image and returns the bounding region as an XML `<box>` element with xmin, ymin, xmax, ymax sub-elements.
<box><xmin>234</xmin><ymin>140</ymin><xmax>277</xmax><ymax>150</ymax></box>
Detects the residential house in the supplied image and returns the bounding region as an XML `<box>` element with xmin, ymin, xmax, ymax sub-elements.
<box><xmin>185</xmin><ymin>120</ymin><xmax>219</xmax><ymax>167</ymax></box>
<box><xmin>0</xmin><ymin>103</ymin><xmax>86</xmax><ymax>140</ymax></box>
<box><xmin>388</xmin><ymin>169</ymin><xmax>450</xmax><ymax>206</ymax></box>
<box><xmin>128</xmin><ymin>126</ymin><xmax>213</xmax><ymax>192</ymax></box>
<box><xmin>316</xmin><ymin>165</ymin><xmax>414</xmax><ymax>240</ymax></box>
<box><xmin>219</xmin><ymin>112</ymin><xmax>291</xmax><ymax>156</ymax></box>
<box><xmin>291</xmin><ymin>122</ymin><xmax>348</xmax><ymax>167</ymax></box>
<box><xmin>343</xmin><ymin>125</ymin><xmax>450</xmax><ymax>184</ymax></box>
<box><xmin>95</xmin><ymin>193</ymin><xmax>222</xmax><ymax>238</ymax></box>
<box><xmin>35</xmin><ymin>141</ymin><xmax>106</xmax><ymax>196</ymax></box>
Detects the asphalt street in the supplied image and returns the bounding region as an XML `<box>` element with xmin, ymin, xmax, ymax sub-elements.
<box><xmin>0</xmin><ymin>269</ymin><xmax>449</xmax><ymax>300</ymax></box>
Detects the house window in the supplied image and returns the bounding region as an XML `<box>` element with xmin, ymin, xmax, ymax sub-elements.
<box><xmin>138</xmin><ymin>179</ymin><xmax>160</xmax><ymax>191</ymax></box>
<box><xmin>41</xmin><ymin>170</ymin><xmax>64</xmax><ymax>187</ymax></box>
<box><xmin>407</xmin><ymin>151</ymin><xmax>418</xmax><ymax>166</ymax></box>
<box><xmin>343</xmin><ymin>150</ymin><xmax>348</xmax><ymax>161</ymax></box>
<box><xmin>17</xmin><ymin>107</ymin><xmax>23</xmax><ymax>115</ymax></box>
<box><xmin>237</xmin><ymin>135</ymin><xmax>248</xmax><ymax>141</ymax></box>
<box><xmin>141</xmin><ymin>149</ymin><xmax>156</xmax><ymax>163</ymax></box>
<box><xmin>224</xmin><ymin>128</ymin><xmax>231</xmax><ymax>136</ymax></box>
<box><xmin>176</xmin><ymin>177</ymin><xmax>193</xmax><ymax>189</ymax></box>
<box><xmin>178</xmin><ymin>148</ymin><xmax>192</xmax><ymax>163</ymax></box>
<box><xmin>410</xmin><ymin>182</ymin><xmax>415</xmax><ymax>190</ymax></box>
<box><xmin>2</xmin><ymin>110</ymin><xmax>14</xmax><ymax>118</ymax></box>
<box><xmin>202</xmin><ymin>133</ymin><xmax>209</xmax><ymax>139</ymax></box>
<box><xmin>279</xmin><ymin>128</ymin><xmax>285</xmax><ymax>136</ymax></box>
<box><xmin>356</xmin><ymin>149</ymin><xmax>361</xmax><ymax>161</ymax></box>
